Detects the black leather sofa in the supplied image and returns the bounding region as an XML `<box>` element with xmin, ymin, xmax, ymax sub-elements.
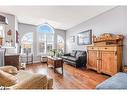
<box><xmin>61</xmin><ymin>50</ymin><xmax>87</xmax><ymax>68</ymax></box>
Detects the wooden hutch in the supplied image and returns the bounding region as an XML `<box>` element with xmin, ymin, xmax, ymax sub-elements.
<box><xmin>87</xmin><ymin>33</ymin><xmax>124</xmax><ymax>76</ymax></box>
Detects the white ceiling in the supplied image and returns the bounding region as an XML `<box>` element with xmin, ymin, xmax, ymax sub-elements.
<box><xmin>0</xmin><ymin>6</ymin><xmax>115</xmax><ymax>30</ymax></box>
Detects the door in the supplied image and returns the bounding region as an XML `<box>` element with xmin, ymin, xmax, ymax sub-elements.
<box><xmin>101</xmin><ymin>51</ymin><xmax>117</xmax><ymax>75</ymax></box>
<box><xmin>87</xmin><ymin>50</ymin><xmax>98</xmax><ymax>70</ymax></box>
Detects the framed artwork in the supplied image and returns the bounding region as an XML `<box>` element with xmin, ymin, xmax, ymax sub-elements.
<box><xmin>70</xmin><ymin>36</ymin><xmax>75</xmax><ymax>42</ymax></box>
<box><xmin>77</xmin><ymin>29</ymin><xmax>92</xmax><ymax>45</ymax></box>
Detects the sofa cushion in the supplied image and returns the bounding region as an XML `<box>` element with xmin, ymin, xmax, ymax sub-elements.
<box><xmin>61</xmin><ymin>56</ymin><xmax>69</xmax><ymax>59</ymax></box>
<box><xmin>70</xmin><ymin>50</ymin><xmax>77</xmax><ymax>57</ymax></box>
<box><xmin>0</xmin><ymin>66</ymin><xmax>18</xmax><ymax>75</ymax></box>
<box><xmin>80</xmin><ymin>51</ymin><xmax>86</xmax><ymax>55</ymax></box>
<box><xmin>67</xmin><ymin>57</ymin><xmax>78</xmax><ymax>62</ymax></box>
<box><xmin>15</xmin><ymin>70</ymin><xmax>35</xmax><ymax>82</ymax></box>
<box><xmin>76</xmin><ymin>51</ymin><xmax>81</xmax><ymax>58</ymax></box>
<box><xmin>0</xmin><ymin>70</ymin><xmax>17</xmax><ymax>86</ymax></box>
<box><xmin>76</xmin><ymin>51</ymin><xmax>86</xmax><ymax>58</ymax></box>
<box><xmin>96</xmin><ymin>72</ymin><xmax>127</xmax><ymax>89</ymax></box>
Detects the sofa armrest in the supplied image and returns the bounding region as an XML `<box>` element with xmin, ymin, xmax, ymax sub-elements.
<box><xmin>10</xmin><ymin>74</ymin><xmax>48</xmax><ymax>89</ymax></box>
<box><xmin>77</xmin><ymin>55</ymin><xmax>85</xmax><ymax>60</ymax></box>
<box><xmin>76</xmin><ymin>55</ymin><xmax>87</xmax><ymax>67</ymax></box>
<box><xmin>0</xmin><ymin>66</ymin><xmax>18</xmax><ymax>75</ymax></box>
<box><xmin>63</xmin><ymin>53</ymin><xmax>70</xmax><ymax>56</ymax></box>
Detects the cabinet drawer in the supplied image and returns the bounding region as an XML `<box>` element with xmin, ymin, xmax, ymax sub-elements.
<box><xmin>87</xmin><ymin>46</ymin><xmax>98</xmax><ymax>50</ymax></box>
<box><xmin>5</xmin><ymin>55</ymin><xmax>19</xmax><ymax>69</ymax></box>
<box><xmin>99</xmin><ymin>47</ymin><xmax>117</xmax><ymax>51</ymax></box>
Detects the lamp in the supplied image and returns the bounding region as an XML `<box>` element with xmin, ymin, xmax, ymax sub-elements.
<box><xmin>23</xmin><ymin>44</ymin><xmax>31</xmax><ymax>55</ymax></box>
<box><xmin>6</xmin><ymin>29</ymin><xmax>13</xmax><ymax>47</ymax></box>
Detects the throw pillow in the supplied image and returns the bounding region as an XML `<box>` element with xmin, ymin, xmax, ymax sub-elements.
<box><xmin>0</xmin><ymin>70</ymin><xmax>17</xmax><ymax>86</ymax></box>
<box><xmin>70</xmin><ymin>50</ymin><xmax>77</xmax><ymax>57</ymax></box>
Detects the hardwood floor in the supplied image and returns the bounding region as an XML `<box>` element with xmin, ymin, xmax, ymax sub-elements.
<box><xmin>26</xmin><ymin>63</ymin><xmax>109</xmax><ymax>89</ymax></box>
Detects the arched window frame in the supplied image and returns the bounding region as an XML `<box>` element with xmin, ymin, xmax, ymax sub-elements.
<box><xmin>37</xmin><ymin>23</ymin><xmax>55</xmax><ymax>55</ymax></box>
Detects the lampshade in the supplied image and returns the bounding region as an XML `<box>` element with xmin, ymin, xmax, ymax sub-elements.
<box><xmin>23</xmin><ymin>44</ymin><xmax>31</xmax><ymax>48</ymax></box>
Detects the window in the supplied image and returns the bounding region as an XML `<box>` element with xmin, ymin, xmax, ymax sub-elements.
<box><xmin>21</xmin><ymin>33</ymin><xmax>33</xmax><ymax>54</ymax></box>
<box><xmin>57</xmin><ymin>35</ymin><xmax>64</xmax><ymax>53</ymax></box>
<box><xmin>0</xmin><ymin>25</ymin><xmax>4</xmax><ymax>36</ymax></box>
<box><xmin>0</xmin><ymin>25</ymin><xmax>4</xmax><ymax>37</ymax></box>
<box><xmin>0</xmin><ymin>25</ymin><xmax>4</xmax><ymax>45</ymax></box>
<box><xmin>37</xmin><ymin>23</ymin><xmax>54</xmax><ymax>55</ymax></box>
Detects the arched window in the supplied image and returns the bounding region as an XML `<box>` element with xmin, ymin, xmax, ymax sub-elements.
<box><xmin>21</xmin><ymin>32</ymin><xmax>33</xmax><ymax>54</ymax></box>
<box><xmin>57</xmin><ymin>35</ymin><xmax>64</xmax><ymax>53</ymax></box>
<box><xmin>37</xmin><ymin>23</ymin><xmax>54</xmax><ymax>54</ymax></box>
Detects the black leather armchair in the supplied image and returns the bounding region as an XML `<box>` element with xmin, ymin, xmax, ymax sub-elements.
<box><xmin>61</xmin><ymin>50</ymin><xmax>87</xmax><ymax>68</ymax></box>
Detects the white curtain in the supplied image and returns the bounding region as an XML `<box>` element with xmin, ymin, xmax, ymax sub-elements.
<box><xmin>0</xmin><ymin>48</ymin><xmax>5</xmax><ymax>66</ymax></box>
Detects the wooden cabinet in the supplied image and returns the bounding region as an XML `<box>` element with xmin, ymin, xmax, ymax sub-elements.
<box><xmin>5</xmin><ymin>54</ymin><xmax>19</xmax><ymax>69</ymax></box>
<box><xmin>87</xmin><ymin>50</ymin><xmax>98</xmax><ymax>71</ymax></box>
<box><xmin>101</xmin><ymin>51</ymin><xmax>117</xmax><ymax>75</ymax></box>
<box><xmin>87</xmin><ymin>46</ymin><xmax>122</xmax><ymax>76</ymax></box>
<box><xmin>47</xmin><ymin>56</ymin><xmax>63</xmax><ymax>74</ymax></box>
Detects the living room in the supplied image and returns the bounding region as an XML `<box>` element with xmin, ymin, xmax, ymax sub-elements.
<box><xmin>0</xmin><ymin>1</ymin><xmax>127</xmax><ymax>95</ymax></box>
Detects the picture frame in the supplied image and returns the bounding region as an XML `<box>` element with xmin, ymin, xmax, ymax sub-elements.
<box><xmin>70</xmin><ymin>36</ymin><xmax>75</xmax><ymax>42</ymax></box>
<box><xmin>77</xmin><ymin>29</ymin><xmax>92</xmax><ymax>45</ymax></box>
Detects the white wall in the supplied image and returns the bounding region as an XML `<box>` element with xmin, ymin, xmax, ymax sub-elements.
<box><xmin>54</xmin><ymin>29</ymin><xmax>66</xmax><ymax>52</ymax></box>
<box><xmin>66</xmin><ymin>6</ymin><xmax>127</xmax><ymax>65</ymax></box>
<box><xmin>18</xmin><ymin>23</ymin><xmax>66</xmax><ymax>62</ymax></box>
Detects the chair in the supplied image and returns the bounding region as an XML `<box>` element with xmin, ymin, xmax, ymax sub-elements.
<box><xmin>0</xmin><ymin>66</ymin><xmax>53</xmax><ymax>89</ymax></box>
<box><xmin>20</xmin><ymin>54</ymin><xmax>33</xmax><ymax>64</ymax></box>
<box><xmin>62</xmin><ymin>50</ymin><xmax>87</xmax><ymax>67</ymax></box>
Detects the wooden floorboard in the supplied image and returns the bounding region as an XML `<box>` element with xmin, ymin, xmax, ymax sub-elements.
<box><xmin>26</xmin><ymin>63</ymin><xmax>109</xmax><ymax>89</ymax></box>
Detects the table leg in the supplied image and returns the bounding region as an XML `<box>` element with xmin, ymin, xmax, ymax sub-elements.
<box><xmin>61</xmin><ymin>62</ymin><xmax>63</xmax><ymax>75</ymax></box>
<box><xmin>54</xmin><ymin>67</ymin><xmax>56</xmax><ymax>72</ymax></box>
<box><xmin>47</xmin><ymin>59</ymin><xmax>48</xmax><ymax>67</ymax></box>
